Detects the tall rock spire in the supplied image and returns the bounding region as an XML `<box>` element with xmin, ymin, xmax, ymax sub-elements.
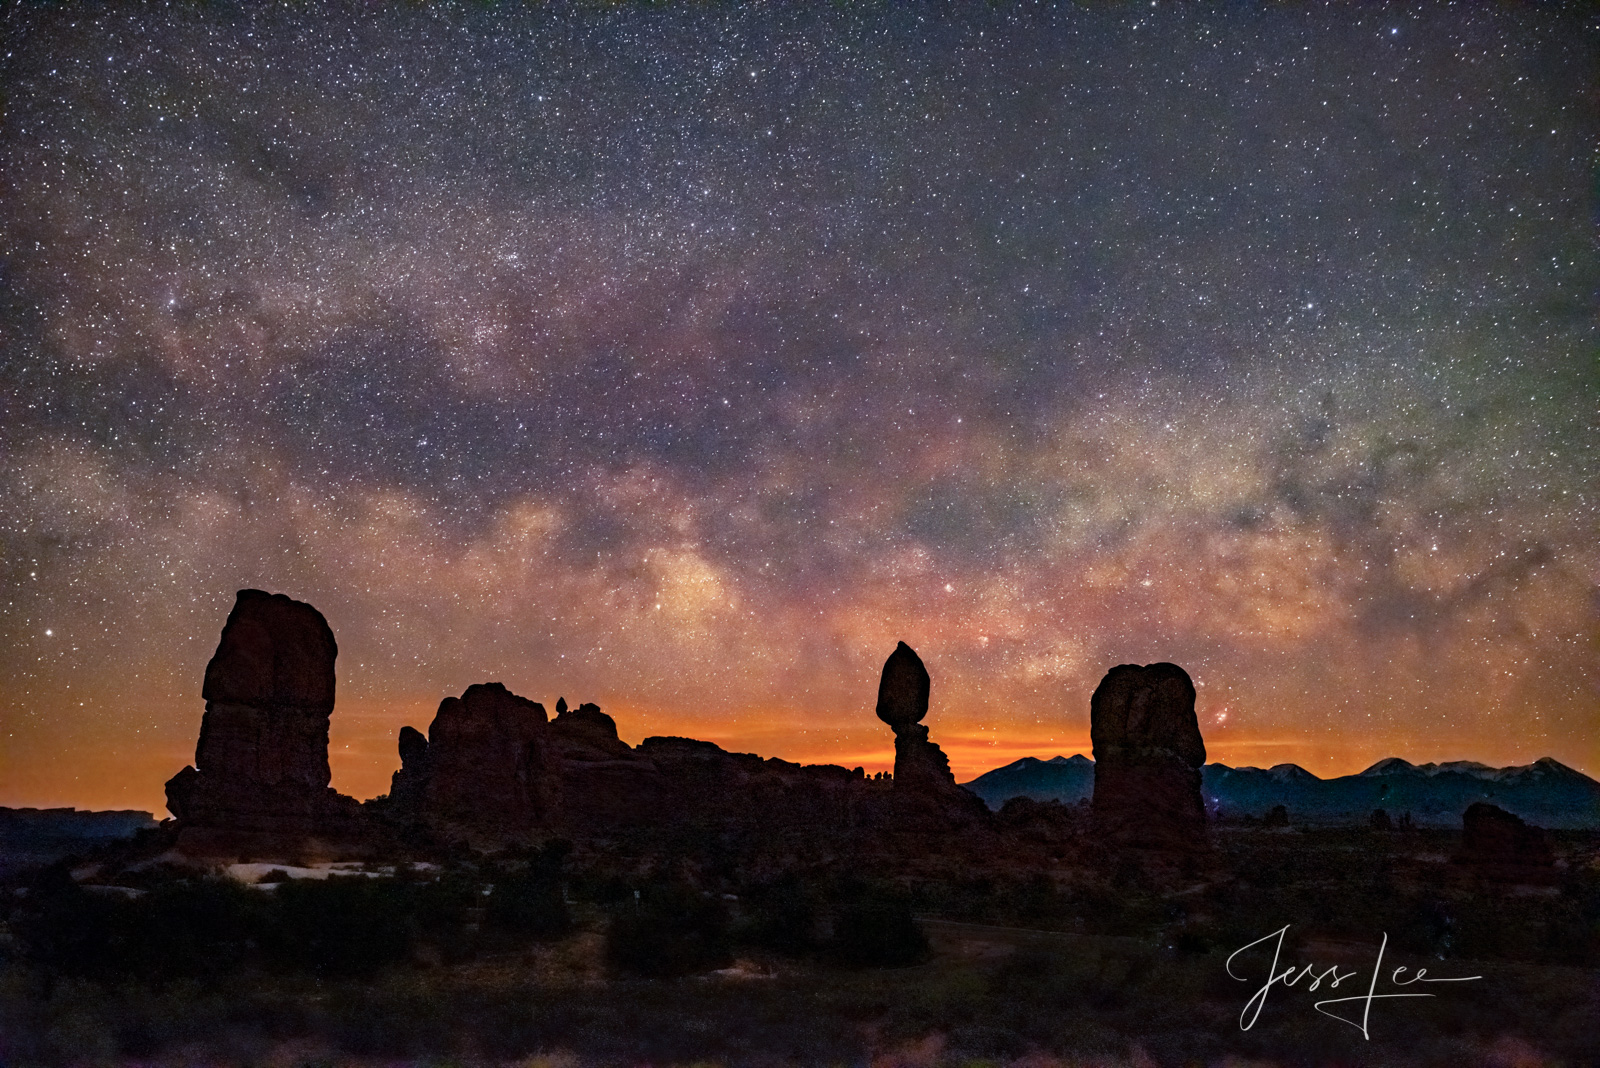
<box><xmin>1089</xmin><ymin>661</ymin><xmax>1207</xmax><ymax>851</ymax></box>
<box><xmin>876</xmin><ymin>642</ymin><xmax>956</xmax><ymax>791</ymax></box>
<box><xmin>164</xmin><ymin>589</ymin><xmax>361</xmax><ymax>842</ymax></box>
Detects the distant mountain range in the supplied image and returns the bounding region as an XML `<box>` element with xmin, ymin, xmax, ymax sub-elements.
<box><xmin>0</xmin><ymin>807</ymin><xmax>159</xmax><ymax>876</ymax></box>
<box><xmin>962</xmin><ymin>755</ymin><xmax>1600</xmax><ymax>829</ymax></box>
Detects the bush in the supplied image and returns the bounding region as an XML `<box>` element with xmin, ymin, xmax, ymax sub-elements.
<box><xmin>9</xmin><ymin>860</ymin><xmax>590</xmax><ymax>983</ymax></box>
<box><xmin>266</xmin><ymin>876</ymin><xmax>418</xmax><ymax>976</ymax></box>
<box><xmin>116</xmin><ymin>877</ymin><xmax>265</xmax><ymax>979</ymax></box>
<box><xmin>484</xmin><ymin>841</ymin><xmax>571</xmax><ymax>941</ymax></box>
<box><xmin>11</xmin><ymin>866</ymin><xmax>265</xmax><ymax>981</ymax></box>
<box><xmin>605</xmin><ymin>884</ymin><xmax>731</xmax><ymax>978</ymax></box>
<box><xmin>827</xmin><ymin>884</ymin><xmax>927</xmax><ymax>968</ymax></box>
<box><xmin>11</xmin><ymin>864</ymin><xmax>126</xmax><ymax>977</ymax></box>
<box><xmin>485</xmin><ymin>870</ymin><xmax>570</xmax><ymax>941</ymax></box>
<box><xmin>736</xmin><ymin>872</ymin><xmax>816</xmax><ymax>956</ymax></box>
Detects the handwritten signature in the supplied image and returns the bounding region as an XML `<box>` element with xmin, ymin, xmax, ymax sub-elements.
<box><xmin>1226</xmin><ymin>925</ymin><xmax>1481</xmax><ymax>1039</ymax></box>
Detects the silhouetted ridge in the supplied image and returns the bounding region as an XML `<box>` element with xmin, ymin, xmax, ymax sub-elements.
<box><xmin>965</xmin><ymin>753</ymin><xmax>1600</xmax><ymax>828</ymax></box>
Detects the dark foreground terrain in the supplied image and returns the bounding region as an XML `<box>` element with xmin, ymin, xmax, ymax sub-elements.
<box><xmin>3</xmin><ymin>823</ymin><xmax>1597</xmax><ymax>1068</ymax></box>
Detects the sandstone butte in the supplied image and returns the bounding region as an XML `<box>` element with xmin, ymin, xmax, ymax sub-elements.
<box><xmin>164</xmin><ymin>590</ymin><xmax>363</xmax><ymax>853</ymax></box>
<box><xmin>1088</xmin><ymin>662</ymin><xmax>1209</xmax><ymax>853</ymax></box>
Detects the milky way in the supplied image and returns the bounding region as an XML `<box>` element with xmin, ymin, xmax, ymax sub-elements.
<box><xmin>3</xmin><ymin>5</ymin><xmax>1594</xmax><ymax>812</ymax></box>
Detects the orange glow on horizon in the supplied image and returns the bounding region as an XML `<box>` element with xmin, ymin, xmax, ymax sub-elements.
<box><xmin>6</xmin><ymin>689</ymin><xmax>1591</xmax><ymax>819</ymax></box>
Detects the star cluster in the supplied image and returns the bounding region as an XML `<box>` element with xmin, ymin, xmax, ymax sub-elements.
<box><xmin>2</xmin><ymin>5</ymin><xmax>1594</xmax><ymax>811</ymax></box>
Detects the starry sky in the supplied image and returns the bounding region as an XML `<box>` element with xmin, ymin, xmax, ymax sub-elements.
<box><xmin>3</xmin><ymin>4</ymin><xmax>1595</xmax><ymax>814</ymax></box>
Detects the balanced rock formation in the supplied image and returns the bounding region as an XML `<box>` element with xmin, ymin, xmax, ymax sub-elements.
<box><xmin>389</xmin><ymin>683</ymin><xmax>560</xmax><ymax>845</ymax></box>
<box><xmin>876</xmin><ymin>642</ymin><xmax>957</xmax><ymax>791</ymax></box>
<box><xmin>1089</xmin><ymin>662</ymin><xmax>1207</xmax><ymax>851</ymax></box>
<box><xmin>549</xmin><ymin>699</ymin><xmax>634</xmax><ymax>762</ymax></box>
<box><xmin>1454</xmin><ymin>802</ymin><xmax>1556</xmax><ymax>883</ymax></box>
<box><xmin>164</xmin><ymin>590</ymin><xmax>362</xmax><ymax>840</ymax></box>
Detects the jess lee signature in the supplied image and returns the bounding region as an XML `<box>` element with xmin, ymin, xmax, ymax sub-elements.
<box><xmin>1226</xmin><ymin>925</ymin><xmax>1482</xmax><ymax>1039</ymax></box>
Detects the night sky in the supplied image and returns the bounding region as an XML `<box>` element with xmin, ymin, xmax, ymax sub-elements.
<box><xmin>3</xmin><ymin>4</ymin><xmax>1595</xmax><ymax>814</ymax></box>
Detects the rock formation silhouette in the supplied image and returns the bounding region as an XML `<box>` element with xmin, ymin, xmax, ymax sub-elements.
<box><xmin>385</xmin><ymin>689</ymin><xmax>878</xmax><ymax>846</ymax></box>
<box><xmin>549</xmin><ymin>700</ymin><xmax>633</xmax><ymax>762</ymax></box>
<box><xmin>164</xmin><ymin>590</ymin><xmax>362</xmax><ymax>843</ymax></box>
<box><xmin>378</xmin><ymin>642</ymin><xmax>991</xmax><ymax>846</ymax></box>
<box><xmin>1454</xmin><ymin>801</ymin><xmax>1556</xmax><ymax>883</ymax></box>
<box><xmin>875</xmin><ymin>642</ymin><xmax>956</xmax><ymax>791</ymax></box>
<box><xmin>390</xmin><ymin>683</ymin><xmax>560</xmax><ymax>845</ymax></box>
<box><xmin>1089</xmin><ymin>662</ymin><xmax>1207</xmax><ymax>851</ymax></box>
<box><xmin>165</xmin><ymin>591</ymin><xmax>996</xmax><ymax>859</ymax></box>
<box><xmin>388</xmin><ymin>725</ymin><xmax>431</xmax><ymax>810</ymax></box>
<box><xmin>870</xmin><ymin>641</ymin><xmax>991</xmax><ymax>834</ymax></box>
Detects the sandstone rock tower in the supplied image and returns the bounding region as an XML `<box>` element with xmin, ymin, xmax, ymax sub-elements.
<box><xmin>165</xmin><ymin>589</ymin><xmax>361</xmax><ymax>839</ymax></box>
<box><xmin>875</xmin><ymin>641</ymin><xmax>957</xmax><ymax>790</ymax></box>
<box><xmin>388</xmin><ymin>682</ymin><xmax>560</xmax><ymax>844</ymax></box>
<box><xmin>1089</xmin><ymin>661</ymin><xmax>1207</xmax><ymax>850</ymax></box>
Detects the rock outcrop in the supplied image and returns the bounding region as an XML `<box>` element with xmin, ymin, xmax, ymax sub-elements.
<box><xmin>165</xmin><ymin>591</ymin><xmax>1000</xmax><ymax>861</ymax></box>
<box><xmin>387</xmin><ymin>693</ymin><xmax>877</xmax><ymax>847</ymax></box>
<box><xmin>390</xmin><ymin>683</ymin><xmax>560</xmax><ymax>845</ymax></box>
<box><xmin>382</xmin><ymin>645</ymin><xmax>992</xmax><ymax>850</ymax></box>
<box><xmin>1454</xmin><ymin>802</ymin><xmax>1556</xmax><ymax>883</ymax></box>
<box><xmin>1089</xmin><ymin>662</ymin><xmax>1207</xmax><ymax>851</ymax></box>
<box><xmin>164</xmin><ymin>590</ymin><xmax>362</xmax><ymax>840</ymax></box>
<box><xmin>387</xmin><ymin>725</ymin><xmax>432</xmax><ymax>810</ymax></box>
<box><xmin>549</xmin><ymin>699</ymin><xmax>634</xmax><ymax>762</ymax></box>
<box><xmin>870</xmin><ymin>642</ymin><xmax>991</xmax><ymax>833</ymax></box>
<box><xmin>875</xmin><ymin>642</ymin><xmax>957</xmax><ymax>791</ymax></box>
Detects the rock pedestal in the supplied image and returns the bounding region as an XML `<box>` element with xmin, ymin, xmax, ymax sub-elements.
<box><xmin>1089</xmin><ymin>662</ymin><xmax>1207</xmax><ymax>851</ymax></box>
<box><xmin>875</xmin><ymin>642</ymin><xmax>958</xmax><ymax>791</ymax></box>
<box><xmin>164</xmin><ymin>590</ymin><xmax>362</xmax><ymax>839</ymax></box>
<box><xmin>868</xmin><ymin>641</ymin><xmax>991</xmax><ymax>835</ymax></box>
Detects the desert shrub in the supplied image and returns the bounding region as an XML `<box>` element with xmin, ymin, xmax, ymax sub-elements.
<box><xmin>11</xmin><ymin>866</ymin><xmax>267</xmax><ymax>981</ymax></box>
<box><xmin>605</xmin><ymin>884</ymin><xmax>731</xmax><ymax>978</ymax></box>
<box><xmin>112</xmin><ymin>877</ymin><xmax>265</xmax><ymax>979</ymax></box>
<box><xmin>735</xmin><ymin>872</ymin><xmax>815</xmax><ymax>955</ymax></box>
<box><xmin>408</xmin><ymin>869</ymin><xmax>478</xmax><ymax>937</ymax></box>
<box><xmin>485</xmin><ymin>868</ymin><xmax>570</xmax><ymax>941</ymax></box>
<box><xmin>11</xmin><ymin>864</ymin><xmax>127</xmax><ymax>977</ymax></box>
<box><xmin>1008</xmin><ymin>871</ymin><xmax>1068</xmax><ymax>926</ymax></box>
<box><xmin>568</xmin><ymin>868</ymin><xmax>634</xmax><ymax>905</ymax></box>
<box><xmin>264</xmin><ymin>876</ymin><xmax>417</xmax><ymax>976</ymax></box>
<box><xmin>1073</xmin><ymin>880</ymin><xmax>1162</xmax><ymax>938</ymax></box>
<box><xmin>826</xmin><ymin>884</ymin><xmax>927</xmax><ymax>968</ymax></box>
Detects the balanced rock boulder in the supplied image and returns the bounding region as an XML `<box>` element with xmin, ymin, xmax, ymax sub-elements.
<box><xmin>548</xmin><ymin>699</ymin><xmax>634</xmax><ymax>762</ymax></box>
<box><xmin>164</xmin><ymin>590</ymin><xmax>361</xmax><ymax>838</ymax></box>
<box><xmin>875</xmin><ymin>642</ymin><xmax>957</xmax><ymax>791</ymax></box>
<box><xmin>1454</xmin><ymin>802</ymin><xmax>1556</xmax><ymax>883</ymax></box>
<box><xmin>1089</xmin><ymin>662</ymin><xmax>1207</xmax><ymax>851</ymax></box>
